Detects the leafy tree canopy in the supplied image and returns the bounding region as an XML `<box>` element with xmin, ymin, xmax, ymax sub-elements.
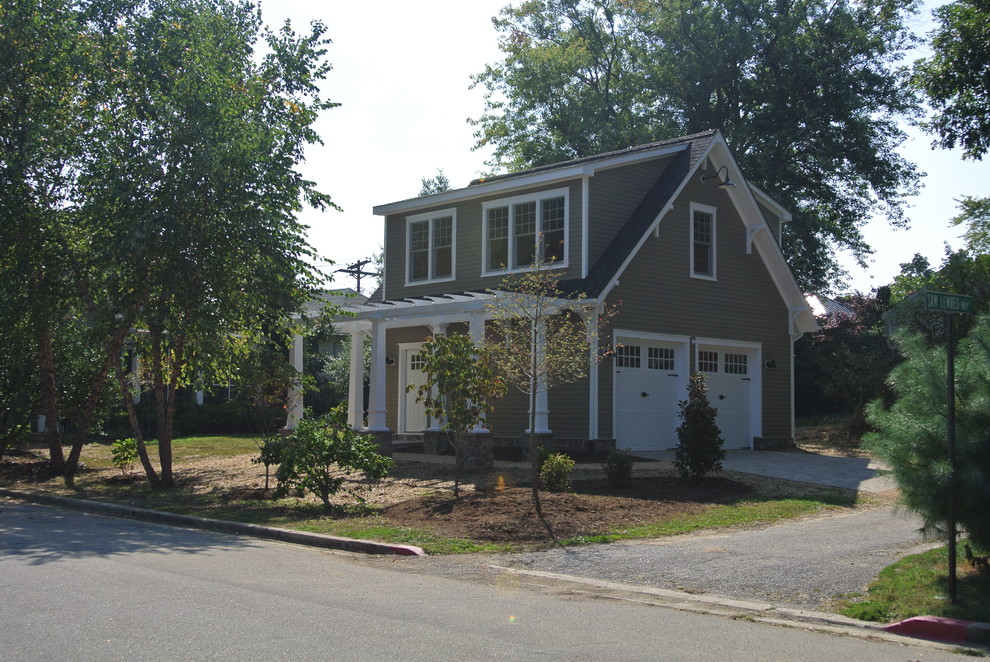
<box><xmin>419</xmin><ymin>169</ymin><xmax>452</xmax><ymax>196</ymax></box>
<box><xmin>471</xmin><ymin>0</ymin><xmax>923</xmax><ymax>291</ymax></box>
<box><xmin>914</xmin><ymin>0</ymin><xmax>990</xmax><ymax>160</ymax></box>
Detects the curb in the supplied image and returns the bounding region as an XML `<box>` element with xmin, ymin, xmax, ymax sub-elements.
<box><xmin>0</xmin><ymin>487</ymin><xmax>424</xmax><ymax>557</ymax></box>
<box><xmin>885</xmin><ymin>615</ymin><xmax>990</xmax><ymax>646</ymax></box>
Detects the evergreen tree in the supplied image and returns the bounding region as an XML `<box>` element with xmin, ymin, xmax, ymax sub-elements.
<box><xmin>674</xmin><ymin>373</ymin><xmax>726</xmax><ymax>478</ymax></box>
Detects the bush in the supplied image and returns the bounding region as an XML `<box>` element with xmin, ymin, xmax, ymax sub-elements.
<box><xmin>252</xmin><ymin>433</ymin><xmax>285</xmax><ymax>491</ymax></box>
<box><xmin>539</xmin><ymin>452</ymin><xmax>575</xmax><ymax>492</ymax></box>
<box><xmin>275</xmin><ymin>406</ymin><xmax>394</xmax><ymax>512</ymax></box>
<box><xmin>110</xmin><ymin>437</ymin><xmax>138</xmax><ymax>473</ymax></box>
<box><xmin>602</xmin><ymin>450</ymin><xmax>634</xmax><ymax>487</ymax></box>
<box><xmin>674</xmin><ymin>373</ymin><xmax>726</xmax><ymax>478</ymax></box>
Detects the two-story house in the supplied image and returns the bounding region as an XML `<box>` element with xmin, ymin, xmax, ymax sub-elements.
<box><xmin>333</xmin><ymin>130</ymin><xmax>818</xmax><ymax>455</ymax></box>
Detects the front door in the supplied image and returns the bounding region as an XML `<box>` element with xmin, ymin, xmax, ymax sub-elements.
<box><xmin>399</xmin><ymin>345</ymin><xmax>429</xmax><ymax>434</ymax></box>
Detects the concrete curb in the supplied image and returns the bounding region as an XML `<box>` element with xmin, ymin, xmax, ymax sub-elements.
<box><xmin>0</xmin><ymin>487</ymin><xmax>424</xmax><ymax>557</ymax></box>
<box><xmin>885</xmin><ymin>615</ymin><xmax>990</xmax><ymax>646</ymax></box>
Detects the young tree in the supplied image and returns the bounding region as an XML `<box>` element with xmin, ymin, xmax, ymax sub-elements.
<box><xmin>674</xmin><ymin>373</ymin><xmax>725</xmax><ymax>478</ymax></box>
<box><xmin>865</xmin><ymin>320</ymin><xmax>990</xmax><ymax>548</ymax></box>
<box><xmin>471</xmin><ymin>0</ymin><xmax>922</xmax><ymax>291</ymax></box>
<box><xmin>409</xmin><ymin>333</ymin><xmax>506</xmax><ymax>497</ymax></box>
<box><xmin>485</xmin><ymin>262</ymin><xmax>614</xmax><ymax>516</ymax></box>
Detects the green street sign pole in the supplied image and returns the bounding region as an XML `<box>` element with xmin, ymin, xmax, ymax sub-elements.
<box><xmin>947</xmin><ymin>312</ymin><xmax>957</xmax><ymax>605</ymax></box>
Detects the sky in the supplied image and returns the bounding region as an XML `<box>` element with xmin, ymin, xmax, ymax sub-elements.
<box><xmin>259</xmin><ymin>0</ymin><xmax>989</xmax><ymax>296</ymax></box>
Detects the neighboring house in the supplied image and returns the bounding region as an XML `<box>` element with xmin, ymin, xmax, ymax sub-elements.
<box><xmin>333</xmin><ymin>130</ymin><xmax>818</xmax><ymax>453</ymax></box>
<box><xmin>805</xmin><ymin>293</ymin><xmax>856</xmax><ymax>319</ymax></box>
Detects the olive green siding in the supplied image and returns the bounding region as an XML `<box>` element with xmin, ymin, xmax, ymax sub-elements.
<box><xmin>757</xmin><ymin>202</ymin><xmax>782</xmax><ymax>245</ymax></box>
<box><xmin>597</xmin><ymin>175</ymin><xmax>793</xmax><ymax>440</ymax></box>
<box><xmin>384</xmin><ymin>181</ymin><xmax>584</xmax><ymax>300</ymax></box>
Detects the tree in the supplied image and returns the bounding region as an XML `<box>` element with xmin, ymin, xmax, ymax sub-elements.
<box><xmin>72</xmin><ymin>0</ymin><xmax>338</xmax><ymax>487</ymax></box>
<box><xmin>471</xmin><ymin>0</ymin><xmax>922</xmax><ymax>291</ymax></box>
<box><xmin>409</xmin><ymin>333</ymin><xmax>506</xmax><ymax>496</ymax></box>
<box><xmin>275</xmin><ymin>406</ymin><xmax>394</xmax><ymax>512</ymax></box>
<box><xmin>951</xmin><ymin>196</ymin><xmax>990</xmax><ymax>255</ymax></box>
<box><xmin>419</xmin><ymin>169</ymin><xmax>452</xmax><ymax>196</ymax></box>
<box><xmin>485</xmin><ymin>261</ymin><xmax>614</xmax><ymax>516</ymax></box>
<box><xmin>674</xmin><ymin>373</ymin><xmax>725</xmax><ymax>478</ymax></box>
<box><xmin>865</xmin><ymin>320</ymin><xmax>990</xmax><ymax>549</ymax></box>
<box><xmin>914</xmin><ymin>0</ymin><xmax>990</xmax><ymax>161</ymax></box>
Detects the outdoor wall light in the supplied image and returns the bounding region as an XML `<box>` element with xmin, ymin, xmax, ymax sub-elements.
<box><xmin>764</xmin><ymin>357</ymin><xmax>777</xmax><ymax>370</ymax></box>
<box><xmin>385</xmin><ymin>355</ymin><xmax>396</xmax><ymax>366</ymax></box>
<box><xmin>700</xmin><ymin>165</ymin><xmax>736</xmax><ymax>189</ymax></box>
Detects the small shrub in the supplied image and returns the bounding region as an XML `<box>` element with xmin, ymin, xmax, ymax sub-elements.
<box><xmin>540</xmin><ymin>452</ymin><xmax>575</xmax><ymax>492</ymax></box>
<box><xmin>252</xmin><ymin>433</ymin><xmax>285</xmax><ymax>491</ymax></box>
<box><xmin>674</xmin><ymin>373</ymin><xmax>726</xmax><ymax>478</ymax></box>
<box><xmin>602</xmin><ymin>449</ymin><xmax>634</xmax><ymax>487</ymax></box>
<box><xmin>110</xmin><ymin>437</ymin><xmax>138</xmax><ymax>473</ymax></box>
<box><xmin>275</xmin><ymin>406</ymin><xmax>394</xmax><ymax>512</ymax></box>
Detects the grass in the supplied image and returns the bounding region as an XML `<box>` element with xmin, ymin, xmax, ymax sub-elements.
<box><xmin>839</xmin><ymin>542</ymin><xmax>990</xmax><ymax>624</ymax></box>
<box><xmin>83</xmin><ymin>434</ymin><xmax>262</xmax><ymax>470</ymax></box>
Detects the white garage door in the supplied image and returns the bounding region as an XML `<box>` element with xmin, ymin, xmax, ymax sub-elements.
<box><xmin>697</xmin><ymin>346</ymin><xmax>754</xmax><ymax>449</ymax></box>
<box><xmin>614</xmin><ymin>338</ymin><xmax>684</xmax><ymax>451</ymax></box>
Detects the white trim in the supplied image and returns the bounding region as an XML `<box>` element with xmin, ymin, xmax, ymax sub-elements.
<box><xmin>480</xmin><ymin>187</ymin><xmax>570</xmax><ymax>277</ymax></box>
<box><xmin>397</xmin><ymin>342</ymin><xmax>426</xmax><ymax>435</ymax></box>
<box><xmin>372</xmin><ymin>143</ymin><xmax>688</xmax><ymax>216</ymax></box>
<box><xmin>404</xmin><ymin>208</ymin><xmax>457</xmax><ymax>287</ymax></box>
<box><xmin>689</xmin><ymin>202</ymin><xmax>718</xmax><ymax>281</ymax></box>
<box><xmin>748</xmin><ymin>183</ymin><xmax>792</xmax><ymax>223</ymax></box>
<box><xmin>581</xmin><ymin>175</ymin><xmax>590</xmax><ymax>279</ymax></box>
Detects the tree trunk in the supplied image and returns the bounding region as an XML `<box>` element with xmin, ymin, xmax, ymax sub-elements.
<box><xmin>113</xmin><ymin>355</ymin><xmax>161</xmax><ymax>488</ymax></box>
<box><xmin>150</xmin><ymin>327</ymin><xmax>176</xmax><ymax>489</ymax></box>
<box><xmin>37</xmin><ymin>324</ymin><xmax>65</xmax><ymax>476</ymax></box>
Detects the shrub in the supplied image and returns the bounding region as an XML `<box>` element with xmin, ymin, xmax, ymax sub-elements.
<box><xmin>540</xmin><ymin>452</ymin><xmax>575</xmax><ymax>492</ymax></box>
<box><xmin>252</xmin><ymin>433</ymin><xmax>285</xmax><ymax>491</ymax></box>
<box><xmin>110</xmin><ymin>437</ymin><xmax>138</xmax><ymax>473</ymax></box>
<box><xmin>602</xmin><ymin>449</ymin><xmax>634</xmax><ymax>487</ymax></box>
<box><xmin>274</xmin><ymin>406</ymin><xmax>394</xmax><ymax>512</ymax></box>
<box><xmin>674</xmin><ymin>373</ymin><xmax>726</xmax><ymax>478</ymax></box>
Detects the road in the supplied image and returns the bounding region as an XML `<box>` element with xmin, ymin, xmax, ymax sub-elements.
<box><xmin>0</xmin><ymin>500</ymin><xmax>962</xmax><ymax>661</ymax></box>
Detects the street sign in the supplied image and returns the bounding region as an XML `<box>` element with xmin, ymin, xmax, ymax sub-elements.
<box><xmin>924</xmin><ymin>291</ymin><xmax>974</xmax><ymax>314</ymax></box>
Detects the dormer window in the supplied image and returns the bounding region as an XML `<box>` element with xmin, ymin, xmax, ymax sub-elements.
<box><xmin>483</xmin><ymin>188</ymin><xmax>568</xmax><ymax>275</ymax></box>
<box><xmin>406</xmin><ymin>209</ymin><xmax>455</xmax><ymax>284</ymax></box>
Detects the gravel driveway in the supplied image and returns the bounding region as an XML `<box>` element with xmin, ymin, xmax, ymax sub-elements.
<box><xmin>494</xmin><ymin>505</ymin><xmax>935</xmax><ymax>611</ymax></box>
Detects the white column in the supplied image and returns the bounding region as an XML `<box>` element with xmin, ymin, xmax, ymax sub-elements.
<box><xmin>366</xmin><ymin>320</ymin><xmax>389</xmax><ymax>431</ymax></box>
<box><xmin>468</xmin><ymin>315</ymin><xmax>490</xmax><ymax>434</ymax></box>
<box><xmin>347</xmin><ymin>330</ymin><xmax>365</xmax><ymax>429</ymax></box>
<box><xmin>585</xmin><ymin>307</ymin><xmax>600</xmax><ymax>441</ymax></box>
<box><xmin>284</xmin><ymin>332</ymin><xmax>305</xmax><ymax>430</ymax></box>
<box><xmin>527</xmin><ymin>319</ymin><xmax>551</xmax><ymax>434</ymax></box>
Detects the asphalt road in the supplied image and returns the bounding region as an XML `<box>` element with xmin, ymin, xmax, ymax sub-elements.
<box><xmin>1</xmin><ymin>499</ymin><xmax>960</xmax><ymax>662</ymax></box>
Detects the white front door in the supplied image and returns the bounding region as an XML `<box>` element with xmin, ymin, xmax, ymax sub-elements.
<box><xmin>399</xmin><ymin>345</ymin><xmax>429</xmax><ymax>434</ymax></box>
<box><xmin>697</xmin><ymin>346</ymin><xmax>755</xmax><ymax>449</ymax></box>
<box><xmin>614</xmin><ymin>337</ymin><xmax>686</xmax><ymax>451</ymax></box>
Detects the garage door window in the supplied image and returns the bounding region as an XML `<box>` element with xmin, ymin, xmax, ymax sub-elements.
<box><xmin>724</xmin><ymin>353</ymin><xmax>748</xmax><ymax>375</ymax></box>
<box><xmin>648</xmin><ymin>347</ymin><xmax>675</xmax><ymax>370</ymax></box>
<box><xmin>698</xmin><ymin>350</ymin><xmax>719</xmax><ymax>373</ymax></box>
<box><xmin>616</xmin><ymin>345</ymin><xmax>641</xmax><ymax>368</ymax></box>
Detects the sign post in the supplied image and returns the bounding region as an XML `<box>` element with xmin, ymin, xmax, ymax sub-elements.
<box><xmin>924</xmin><ymin>291</ymin><xmax>973</xmax><ymax>604</ymax></box>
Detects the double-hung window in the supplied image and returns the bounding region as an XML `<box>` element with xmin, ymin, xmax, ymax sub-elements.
<box><xmin>406</xmin><ymin>209</ymin><xmax>455</xmax><ymax>284</ymax></box>
<box><xmin>483</xmin><ymin>188</ymin><xmax>568</xmax><ymax>274</ymax></box>
<box><xmin>690</xmin><ymin>202</ymin><xmax>717</xmax><ymax>279</ymax></box>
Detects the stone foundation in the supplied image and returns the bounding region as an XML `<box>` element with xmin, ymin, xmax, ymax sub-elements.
<box><xmin>367</xmin><ymin>430</ymin><xmax>393</xmax><ymax>457</ymax></box>
<box><xmin>456</xmin><ymin>432</ymin><xmax>494</xmax><ymax>474</ymax></box>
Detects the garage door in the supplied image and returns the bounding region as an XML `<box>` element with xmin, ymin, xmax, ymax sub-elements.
<box><xmin>614</xmin><ymin>338</ymin><xmax>685</xmax><ymax>451</ymax></box>
<box><xmin>697</xmin><ymin>346</ymin><xmax>754</xmax><ymax>449</ymax></box>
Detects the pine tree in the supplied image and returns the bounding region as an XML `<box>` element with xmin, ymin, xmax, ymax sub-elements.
<box><xmin>674</xmin><ymin>373</ymin><xmax>726</xmax><ymax>478</ymax></box>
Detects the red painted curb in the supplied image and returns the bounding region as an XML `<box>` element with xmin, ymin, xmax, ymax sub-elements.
<box><xmin>885</xmin><ymin>616</ymin><xmax>972</xmax><ymax>644</ymax></box>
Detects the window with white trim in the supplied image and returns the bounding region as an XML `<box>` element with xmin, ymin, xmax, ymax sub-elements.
<box><xmin>483</xmin><ymin>188</ymin><xmax>568</xmax><ymax>274</ymax></box>
<box><xmin>648</xmin><ymin>347</ymin><xmax>675</xmax><ymax>371</ymax></box>
<box><xmin>616</xmin><ymin>345</ymin><xmax>641</xmax><ymax>368</ymax></box>
<box><xmin>406</xmin><ymin>209</ymin><xmax>455</xmax><ymax>284</ymax></box>
<box><xmin>724</xmin><ymin>353</ymin><xmax>748</xmax><ymax>375</ymax></box>
<box><xmin>691</xmin><ymin>203</ymin><xmax>716</xmax><ymax>279</ymax></box>
<box><xmin>698</xmin><ymin>350</ymin><xmax>719</xmax><ymax>373</ymax></box>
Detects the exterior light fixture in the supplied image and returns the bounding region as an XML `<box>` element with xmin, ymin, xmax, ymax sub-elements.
<box><xmin>700</xmin><ymin>165</ymin><xmax>736</xmax><ymax>189</ymax></box>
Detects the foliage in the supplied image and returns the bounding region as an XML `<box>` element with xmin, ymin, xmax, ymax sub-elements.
<box><xmin>601</xmin><ymin>449</ymin><xmax>634</xmax><ymax>488</ymax></box>
<box><xmin>674</xmin><ymin>373</ymin><xmax>726</xmax><ymax>478</ymax></box>
<box><xmin>419</xmin><ymin>169</ymin><xmax>452</xmax><ymax>196</ymax></box>
<box><xmin>470</xmin><ymin>0</ymin><xmax>922</xmax><ymax>291</ymax></box>
<box><xmin>951</xmin><ymin>195</ymin><xmax>990</xmax><ymax>254</ymax></box>
<box><xmin>794</xmin><ymin>289</ymin><xmax>899</xmax><ymax>421</ymax></box>
<box><xmin>252</xmin><ymin>433</ymin><xmax>285</xmax><ymax>491</ymax></box>
<box><xmin>914</xmin><ymin>0</ymin><xmax>990</xmax><ymax>160</ymax></box>
<box><xmin>275</xmin><ymin>407</ymin><xmax>394</xmax><ymax>512</ymax></box>
<box><xmin>539</xmin><ymin>452</ymin><xmax>575</xmax><ymax>492</ymax></box>
<box><xmin>316</xmin><ymin>333</ymin><xmax>371</xmax><ymax>412</ymax></box>
<box><xmin>864</xmin><ymin>319</ymin><xmax>990</xmax><ymax>548</ymax></box>
<box><xmin>110</xmin><ymin>438</ymin><xmax>139</xmax><ymax>473</ymax></box>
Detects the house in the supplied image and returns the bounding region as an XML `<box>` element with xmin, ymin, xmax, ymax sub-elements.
<box><xmin>332</xmin><ymin>130</ymin><xmax>818</xmax><ymax>455</ymax></box>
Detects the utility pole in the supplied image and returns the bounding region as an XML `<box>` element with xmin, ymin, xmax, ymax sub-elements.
<box><xmin>335</xmin><ymin>259</ymin><xmax>377</xmax><ymax>295</ymax></box>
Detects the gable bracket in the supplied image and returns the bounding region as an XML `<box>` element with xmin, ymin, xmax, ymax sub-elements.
<box><xmin>746</xmin><ymin>224</ymin><xmax>769</xmax><ymax>254</ymax></box>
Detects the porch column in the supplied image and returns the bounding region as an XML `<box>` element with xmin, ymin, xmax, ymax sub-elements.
<box><xmin>366</xmin><ymin>320</ymin><xmax>389</xmax><ymax>431</ymax></box>
<box><xmin>527</xmin><ymin>319</ymin><xmax>551</xmax><ymax>434</ymax></box>
<box><xmin>347</xmin><ymin>330</ymin><xmax>365</xmax><ymax>429</ymax></box>
<box><xmin>426</xmin><ymin>324</ymin><xmax>447</xmax><ymax>432</ymax></box>
<box><xmin>284</xmin><ymin>332</ymin><xmax>304</xmax><ymax>430</ymax></box>
<box><xmin>584</xmin><ymin>307</ymin><xmax>600</xmax><ymax>441</ymax></box>
<box><xmin>468</xmin><ymin>315</ymin><xmax>490</xmax><ymax>434</ymax></box>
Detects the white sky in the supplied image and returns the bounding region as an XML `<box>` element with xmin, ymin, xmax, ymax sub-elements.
<box><xmin>260</xmin><ymin>0</ymin><xmax>989</xmax><ymax>296</ymax></box>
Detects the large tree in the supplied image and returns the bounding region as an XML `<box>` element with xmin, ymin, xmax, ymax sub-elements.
<box><xmin>471</xmin><ymin>0</ymin><xmax>922</xmax><ymax>291</ymax></box>
<box><xmin>914</xmin><ymin>0</ymin><xmax>990</xmax><ymax>161</ymax></box>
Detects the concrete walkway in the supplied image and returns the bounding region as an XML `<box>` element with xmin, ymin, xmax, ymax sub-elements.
<box><xmin>631</xmin><ymin>449</ymin><xmax>897</xmax><ymax>493</ymax></box>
